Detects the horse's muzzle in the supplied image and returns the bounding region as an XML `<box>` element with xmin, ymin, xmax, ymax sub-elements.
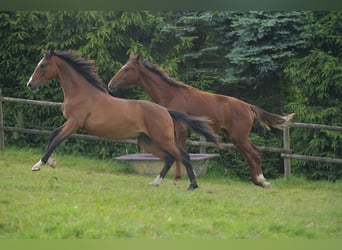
<box><xmin>108</xmin><ymin>82</ymin><xmax>118</xmax><ymax>94</ymax></box>
<box><xmin>27</xmin><ymin>82</ymin><xmax>39</xmax><ymax>92</ymax></box>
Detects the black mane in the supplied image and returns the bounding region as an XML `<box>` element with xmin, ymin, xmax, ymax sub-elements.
<box><xmin>48</xmin><ymin>50</ymin><xmax>108</xmax><ymax>93</ymax></box>
<box><xmin>141</xmin><ymin>60</ymin><xmax>187</xmax><ymax>88</ymax></box>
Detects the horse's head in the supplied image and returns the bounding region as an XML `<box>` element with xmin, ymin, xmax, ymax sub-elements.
<box><xmin>108</xmin><ymin>51</ymin><xmax>142</xmax><ymax>93</ymax></box>
<box><xmin>27</xmin><ymin>49</ymin><xmax>58</xmax><ymax>91</ymax></box>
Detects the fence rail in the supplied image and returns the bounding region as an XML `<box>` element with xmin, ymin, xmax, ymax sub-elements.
<box><xmin>1</xmin><ymin>94</ymin><xmax>341</xmax><ymax>179</ymax></box>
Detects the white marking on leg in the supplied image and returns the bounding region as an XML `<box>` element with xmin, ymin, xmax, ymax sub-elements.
<box><xmin>32</xmin><ymin>159</ymin><xmax>44</xmax><ymax>171</ymax></box>
<box><xmin>256</xmin><ymin>174</ymin><xmax>266</xmax><ymax>183</ymax></box>
<box><xmin>257</xmin><ymin>174</ymin><xmax>271</xmax><ymax>188</ymax></box>
<box><xmin>149</xmin><ymin>175</ymin><xmax>163</xmax><ymax>186</ymax></box>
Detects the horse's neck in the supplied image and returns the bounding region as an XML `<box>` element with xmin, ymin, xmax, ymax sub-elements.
<box><xmin>140</xmin><ymin>71</ymin><xmax>177</xmax><ymax>105</ymax></box>
<box><xmin>56</xmin><ymin>60</ymin><xmax>91</xmax><ymax>100</ymax></box>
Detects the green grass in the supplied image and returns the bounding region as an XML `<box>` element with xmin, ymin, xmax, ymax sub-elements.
<box><xmin>0</xmin><ymin>147</ymin><xmax>341</xmax><ymax>239</ymax></box>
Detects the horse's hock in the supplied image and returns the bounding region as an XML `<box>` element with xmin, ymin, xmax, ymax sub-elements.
<box><xmin>115</xmin><ymin>153</ymin><xmax>219</xmax><ymax>176</ymax></box>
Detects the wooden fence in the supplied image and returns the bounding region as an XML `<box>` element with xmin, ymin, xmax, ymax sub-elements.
<box><xmin>1</xmin><ymin>93</ymin><xmax>342</xmax><ymax>179</ymax></box>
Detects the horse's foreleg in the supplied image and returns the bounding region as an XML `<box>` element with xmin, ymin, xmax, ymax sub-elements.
<box><xmin>32</xmin><ymin>157</ymin><xmax>57</xmax><ymax>171</ymax></box>
<box><xmin>32</xmin><ymin>122</ymin><xmax>77</xmax><ymax>171</ymax></box>
<box><xmin>173</xmin><ymin>161</ymin><xmax>182</xmax><ymax>182</ymax></box>
<box><xmin>31</xmin><ymin>126</ymin><xmax>63</xmax><ymax>171</ymax></box>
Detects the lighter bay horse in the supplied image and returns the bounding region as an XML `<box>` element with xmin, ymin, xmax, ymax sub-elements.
<box><xmin>108</xmin><ymin>52</ymin><xmax>294</xmax><ymax>188</ymax></box>
<box><xmin>27</xmin><ymin>50</ymin><xmax>220</xmax><ymax>190</ymax></box>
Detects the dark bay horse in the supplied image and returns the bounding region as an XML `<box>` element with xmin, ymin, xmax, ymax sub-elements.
<box><xmin>108</xmin><ymin>52</ymin><xmax>294</xmax><ymax>188</ymax></box>
<box><xmin>26</xmin><ymin>49</ymin><xmax>220</xmax><ymax>190</ymax></box>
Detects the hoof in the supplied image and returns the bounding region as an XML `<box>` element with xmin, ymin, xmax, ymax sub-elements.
<box><xmin>173</xmin><ymin>176</ymin><xmax>181</xmax><ymax>182</ymax></box>
<box><xmin>262</xmin><ymin>182</ymin><xmax>272</xmax><ymax>188</ymax></box>
<box><xmin>47</xmin><ymin>158</ymin><xmax>57</xmax><ymax>168</ymax></box>
<box><xmin>32</xmin><ymin>166</ymin><xmax>41</xmax><ymax>171</ymax></box>
<box><xmin>149</xmin><ymin>181</ymin><xmax>160</xmax><ymax>186</ymax></box>
<box><xmin>172</xmin><ymin>176</ymin><xmax>181</xmax><ymax>185</ymax></box>
<box><xmin>149</xmin><ymin>175</ymin><xmax>162</xmax><ymax>186</ymax></box>
<box><xmin>49</xmin><ymin>160</ymin><xmax>57</xmax><ymax>169</ymax></box>
<box><xmin>256</xmin><ymin>174</ymin><xmax>271</xmax><ymax>189</ymax></box>
<box><xmin>187</xmin><ymin>183</ymin><xmax>198</xmax><ymax>191</ymax></box>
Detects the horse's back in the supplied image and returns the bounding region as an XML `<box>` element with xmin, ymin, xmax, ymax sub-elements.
<box><xmin>112</xmin><ymin>97</ymin><xmax>173</xmax><ymax>128</ymax></box>
<box><xmin>168</xmin><ymin>88</ymin><xmax>253</xmax><ymax>132</ymax></box>
<box><xmin>135</xmin><ymin>99</ymin><xmax>173</xmax><ymax>122</ymax></box>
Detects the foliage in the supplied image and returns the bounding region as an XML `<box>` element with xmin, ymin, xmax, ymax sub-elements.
<box><xmin>167</xmin><ymin>11</ymin><xmax>306</xmax><ymax>107</ymax></box>
<box><xmin>224</xmin><ymin>12</ymin><xmax>305</xmax><ymax>87</ymax></box>
<box><xmin>284</xmin><ymin>12</ymin><xmax>342</xmax><ymax>181</ymax></box>
<box><xmin>0</xmin><ymin>11</ymin><xmax>340</xmax><ymax>181</ymax></box>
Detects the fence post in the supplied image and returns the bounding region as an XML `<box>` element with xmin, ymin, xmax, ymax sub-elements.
<box><xmin>283</xmin><ymin>126</ymin><xmax>291</xmax><ymax>179</ymax></box>
<box><xmin>199</xmin><ymin>135</ymin><xmax>206</xmax><ymax>154</ymax></box>
<box><xmin>0</xmin><ymin>88</ymin><xmax>4</xmax><ymax>150</ymax></box>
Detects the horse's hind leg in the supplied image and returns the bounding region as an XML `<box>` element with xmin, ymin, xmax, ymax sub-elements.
<box><xmin>138</xmin><ymin>134</ymin><xmax>198</xmax><ymax>190</ymax></box>
<box><xmin>231</xmin><ymin>137</ymin><xmax>271</xmax><ymax>188</ymax></box>
<box><xmin>150</xmin><ymin>154</ymin><xmax>175</xmax><ymax>186</ymax></box>
<box><xmin>226</xmin><ymin>108</ymin><xmax>271</xmax><ymax>188</ymax></box>
<box><xmin>178</xmin><ymin>147</ymin><xmax>198</xmax><ymax>190</ymax></box>
<box><xmin>158</xmin><ymin>142</ymin><xmax>198</xmax><ymax>190</ymax></box>
<box><xmin>137</xmin><ymin>134</ymin><xmax>175</xmax><ymax>186</ymax></box>
<box><xmin>250</xmin><ymin>144</ymin><xmax>271</xmax><ymax>188</ymax></box>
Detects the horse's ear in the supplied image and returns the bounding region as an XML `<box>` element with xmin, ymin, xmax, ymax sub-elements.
<box><xmin>136</xmin><ymin>52</ymin><xmax>142</xmax><ymax>61</ymax></box>
<box><xmin>129</xmin><ymin>51</ymin><xmax>135</xmax><ymax>59</ymax></box>
<box><xmin>42</xmin><ymin>49</ymin><xmax>54</xmax><ymax>59</ymax></box>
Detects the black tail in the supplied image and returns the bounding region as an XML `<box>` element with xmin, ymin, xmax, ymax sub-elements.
<box><xmin>168</xmin><ymin>109</ymin><xmax>220</xmax><ymax>147</ymax></box>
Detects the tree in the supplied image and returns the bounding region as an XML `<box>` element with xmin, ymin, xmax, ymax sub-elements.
<box><xmin>284</xmin><ymin>11</ymin><xmax>342</xmax><ymax>181</ymax></box>
<box><xmin>168</xmin><ymin>11</ymin><xmax>306</xmax><ymax>110</ymax></box>
<box><xmin>0</xmin><ymin>11</ymin><xmax>46</xmax><ymax>96</ymax></box>
<box><xmin>1</xmin><ymin>11</ymin><xmax>339</xmax><ymax>181</ymax></box>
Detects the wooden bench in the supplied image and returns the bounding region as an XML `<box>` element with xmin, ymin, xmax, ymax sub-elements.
<box><xmin>115</xmin><ymin>153</ymin><xmax>219</xmax><ymax>176</ymax></box>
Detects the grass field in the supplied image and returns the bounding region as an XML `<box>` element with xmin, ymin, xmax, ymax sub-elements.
<box><xmin>0</xmin><ymin>147</ymin><xmax>341</xmax><ymax>239</ymax></box>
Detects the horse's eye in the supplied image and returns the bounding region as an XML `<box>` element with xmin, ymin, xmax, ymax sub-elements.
<box><xmin>40</xmin><ymin>64</ymin><xmax>47</xmax><ymax>69</ymax></box>
<box><xmin>124</xmin><ymin>67</ymin><xmax>129</xmax><ymax>72</ymax></box>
